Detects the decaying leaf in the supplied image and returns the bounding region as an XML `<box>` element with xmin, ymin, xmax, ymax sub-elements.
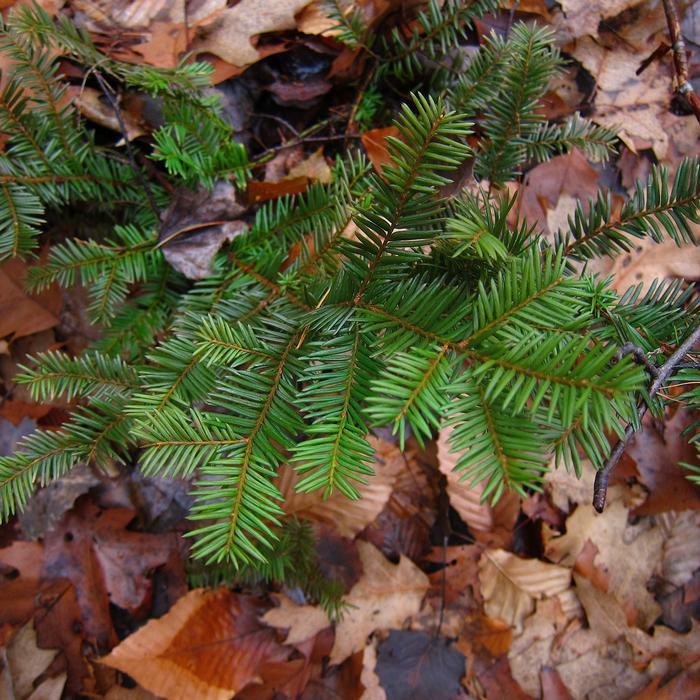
<box><xmin>559</xmin><ymin>0</ymin><xmax>646</xmax><ymax>39</ymax></box>
<box><xmin>479</xmin><ymin>548</ymin><xmax>571</xmax><ymax>633</ymax></box>
<box><xmin>159</xmin><ymin>182</ymin><xmax>247</xmax><ymax>280</ymax></box>
<box><xmin>507</xmin><ymin>598</ymin><xmax>572</xmax><ymax>698</ymax></box>
<box><xmin>658</xmin><ymin>511</ymin><xmax>700</xmax><ymax>588</ymax></box>
<box><xmin>330</xmin><ymin>540</ymin><xmax>429</xmax><ymax>665</ymax></box>
<box><xmin>0</xmin><ymin>259</ymin><xmax>60</xmax><ymax>340</ymax></box>
<box><xmin>375</xmin><ymin>630</ymin><xmax>466</xmax><ymax>700</ymax></box>
<box><xmin>437</xmin><ymin>427</ymin><xmax>520</xmax><ymax>540</ymax></box>
<box><xmin>101</xmin><ymin>588</ymin><xmax>289</xmax><ymax>700</ymax></box>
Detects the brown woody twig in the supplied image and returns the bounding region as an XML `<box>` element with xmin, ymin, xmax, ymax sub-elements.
<box><xmin>661</xmin><ymin>0</ymin><xmax>700</xmax><ymax>124</ymax></box>
<box><xmin>593</xmin><ymin>322</ymin><xmax>700</xmax><ymax>512</ymax></box>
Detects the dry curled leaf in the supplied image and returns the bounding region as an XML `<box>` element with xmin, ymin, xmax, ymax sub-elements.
<box><xmin>280</xmin><ymin>437</ymin><xmax>404</xmax><ymax>537</ymax></box>
<box><xmin>479</xmin><ymin>548</ymin><xmax>571</xmax><ymax>633</ymax></box>
<box><xmin>545</xmin><ymin>500</ymin><xmax>663</xmax><ymax>629</ymax></box>
<box><xmin>101</xmin><ymin>588</ymin><xmax>289</xmax><ymax>700</ymax></box>
<box><xmin>330</xmin><ymin>540</ymin><xmax>429</xmax><ymax>666</ymax></box>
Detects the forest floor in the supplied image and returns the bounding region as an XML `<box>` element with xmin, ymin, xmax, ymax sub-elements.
<box><xmin>1</xmin><ymin>0</ymin><xmax>700</xmax><ymax>698</ymax></box>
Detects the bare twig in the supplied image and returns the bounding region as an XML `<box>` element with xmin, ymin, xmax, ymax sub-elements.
<box><xmin>94</xmin><ymin>72</ymin><xmax>160</xmax><ymax>217</ymax></box>
<box><xmin>616</xmin><ymin>343</ymin><xmax>660</xmax><ymax>378</ymax></box>
<box><xmin>593</xmin><ymin>322</ymin><xmax>700</xmax><ymax>512</ymax></box>
<box><xmin>661</xmin><ymin>0</ymin><xmax>700</xmax><ymax>124</ymax></box>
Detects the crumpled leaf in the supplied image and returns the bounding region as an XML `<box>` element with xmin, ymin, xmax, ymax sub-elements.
<box><xmin>545</xmin><ymin>500</ymin><xmax>663</xmax><ymax>629</ymax></box>
<box><xmin>507</xmin><ymin>598</ymin><xmax>572</xmax><ymax>698</ymax></box>
<box><xmin>159</xmin><ymin>182</ymin><xmax>247</xmax><ymax>279</ymax></box>
<box><xmin>0</xmin><ymin>623</ymin><xmax>65</xmax><ymax>700</ymax></box>
<box><xmin>330</xmin><ymin>540</ymin><xmax>429</xmax><ymax>666</ymax></box>
<box><xmin>261</xmin><ymin>593</ymin><xmax>331</xmax><ymax>645</ymax></box>
<box><xmin>192</xmin><ymin>0</ymin><xmax>312</xmax><ymax>69</ymax></box>
<box><xmin>479</xmin><ymin>548</ymin><xmax>571</xmax><ymax>633</ymax></box>
<box><xmin>375</xmin><ymin>630</ymin><xmax>465</xmax><ymax>700</ymax></box>
<box><xmin>100</xmin><ymin>588</ymin><xmax>289</xmax><ymax>700</ymax></box>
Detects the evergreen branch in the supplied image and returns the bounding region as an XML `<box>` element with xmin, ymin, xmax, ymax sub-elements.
<box><xmin>293</xmin><ymin>325</ymin><xmax>377</xmax><ymax>497</ymax></box>
<box><xmin>560</xmin><ymin>158</ymin><xmax>700</xmax><ymax>260</ymax></box>
<box><xmin>15</xmin><ymin>350</ymin><xmax>139</xmax><ymax>402</ymax></box>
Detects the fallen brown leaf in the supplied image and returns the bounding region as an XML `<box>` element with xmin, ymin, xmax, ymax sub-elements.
<box><xmin>330</xmin><ymin>540</ymin><xmax>429</xmax><ymax>666</ymax></box>
<box><xmin>437</xmin><ymin>428</ymin><xmax>520</xmax><ymax>546</ymax></box>
<box><xmin>101</xmin><ymin>588</ymin><xmax>290</xmax><ymax>700</ymax></box>
<box><xmin>261</xmin><ymin>593</ymin><xmax>331</xmax><ymax>645</ymax></box>
<box><xmin>192</xmin><ymin>0</ymin><xmax>311</xmax><ymax>69</ymax></box>
<box><xmin>280</xmin><ymin>437</ymin><xmax>404</xmax><ymax>537</ymax></box>
<box><xmin>479</xmin><ymin>548</ymin><xmax>571</xmax><ymax>633</ymax></box>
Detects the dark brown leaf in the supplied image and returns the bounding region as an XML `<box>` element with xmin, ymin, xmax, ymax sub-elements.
<box><xmin>376</xmin><ymin>630</ymin><xmax>466</xmax><ymax>700</ymax></box>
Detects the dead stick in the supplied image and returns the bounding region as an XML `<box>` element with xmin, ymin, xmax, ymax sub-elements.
<box><xmin>593</xmin><ymin>321</ymin><xmax>700</xmax><ymax>512</ymax></box>
<box><xmin>661</xmin><ymin>0</ymin><xmax>700</xmax><ymax>124</ymax></box>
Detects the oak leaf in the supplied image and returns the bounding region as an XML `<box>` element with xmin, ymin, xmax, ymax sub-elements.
<box><xmin>261</xmin><ymin>593</ymin><xmax>331</xmax><ymax>645</ymax></box>
<box><xmin>100</xmin><ymin>588</ymin><xmax>289</xmax><ymax>700</ymax></box>
<box><xmin>193</xmin><ymin>0</ymin><xmax>312</xmax><ymax>69</ymax></box>
<box><xmin>330</xmin><ymin>540</ymin><xmax>429</xmax><ymax>665</ymax></box>
<box><xmin>478</xmin><ymin>548</ymin><xmax>571</xmax><ymax>633</ymax></box>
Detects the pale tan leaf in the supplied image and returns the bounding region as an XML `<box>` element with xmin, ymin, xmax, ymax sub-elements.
<box><xmin>359</xmin><ymin>640</ymin><xmax>387</xmax><ymax>700</ymax></box>
<box><xmin>545</xmin><ymin>501</ymin><xmax>663</xmax><ymax>629</ymax></box>
<box><xmin>658</xmin><ymin>511</ymin><xmax>700</xmax><ymax>588</ymax></box>
<box><xmin>626</xmin><ymin>621</ymin><xmax>700</xmax><ymax>665</ymax></box>
<box><xmin>330</xmin><ymin>540</ymin><xmax>429</xmax><ymax>665</ymax></box>
<box><xmin>437</xmin><ymin>427</ymin><xmax>520</xmax><ymax>536</ymax></box>
<box><xmin>100</xmin><ymin>588</ymin><xmax>287</xmax><ymax>700</ymax></box>
<box><xmin>507</xmin><ymin>598</ymin><xmax>571</xmax><ymax>698</ymax></box>
<box><xmin>280</xmin><ymin>437</ymin><xmax>404</xmax><ymax>537</ymax></box>
<box><xmin>608</xmin><ymin>235</ymin><xmax>700</xmax><ymax>295</ymax></box>
<box><xmin>287</xmin><ymin>148</ymin><xmax>332</xmax><ymax>183</ymax></box>
<box><xmin>478</xmin><ymin>549</ymin><xmax>571</xmax><ymax>633</ymax></box>
<box><xmin>0</xmin><ymin>623</ymin><xmax>62</xmax><ymax>700</ymax></box>
<box><xmin>573</xmin><ymin>573</ymin><xmax>629</xmax><ymax>642</ymax></box>
<box><xmin>260</xmin><ymin>594</ymin><xmax>330</xmax><ymax>645</ymax></box>
<box><xmin>560</xmin><ymin>0</ymin><xmax>645</xmax><ymax>39</ymax></box>
<box><xmin>193</xmin><ymin>0</ymin><xmax>311</xmax><ymax>69</ymax></box>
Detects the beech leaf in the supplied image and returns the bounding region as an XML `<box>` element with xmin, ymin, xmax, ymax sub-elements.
<box><xmin>479</xmin><ymin>548</ymin><xmax>571</xmax><ymax>633</ymax></box>
<box><xmin>100</xmin><ymin>588</ymin><xmax>289</xmax><ymax>700</ymax></box>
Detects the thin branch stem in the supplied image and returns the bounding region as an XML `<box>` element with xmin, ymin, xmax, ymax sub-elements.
<box><xmin>661</xmin><ymin>0</ymin><xmax>700</xmax><ymax>124</ymax></box>
<box><xmin>593</xmin><ymin>321</ymin><xmax>700</xmax><ymax>512</ymax></box>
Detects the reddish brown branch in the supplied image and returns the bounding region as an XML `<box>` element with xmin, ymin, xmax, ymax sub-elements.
<box><xmin>661</xmin><ymin>0</ymin><xmax>700</xmax><ymax>124</ymax></box>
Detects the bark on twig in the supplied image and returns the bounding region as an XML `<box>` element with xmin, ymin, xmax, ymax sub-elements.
<box><xmin>593</xmin><ymin>322</ymin><xmax>700</xmax><ymax>512</ymax></box>
<box><xmin>661</xmin><ymin>0</ymin><xmax>700</xmax><ymax>124</ymax></box>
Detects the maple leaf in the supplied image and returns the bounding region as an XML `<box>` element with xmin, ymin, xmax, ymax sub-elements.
<box><xmin>330</xmin><ymin>540</ymin><xmax>429</xmax><ymax>665</ymax></box>
<box><xmin>100</xmin><ymin>588</ymin><xmax>290</xmax><ymax>699</ymax></box>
